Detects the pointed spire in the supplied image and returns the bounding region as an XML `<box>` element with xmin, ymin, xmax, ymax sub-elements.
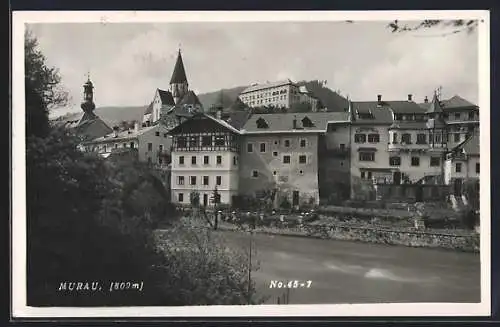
<box><xmin>170</xmin><ymin>48</ymin><xmax>188</xmax><ymax>84</ymax></box>
<box><xmin>426</xmin><ymin>90</ymin><xmax>443</xmax><ymax>114</ymax></box>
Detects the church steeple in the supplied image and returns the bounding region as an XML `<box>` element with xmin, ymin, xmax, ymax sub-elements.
<box><xmin>81</xmin><ymin>74</ymin><xmax>96</xmax><ymax>115</ymax></box>
<box><xmin>170</xmin><ymin>48</ymin><xmax>189</xmax><ymax>104</ymax></box>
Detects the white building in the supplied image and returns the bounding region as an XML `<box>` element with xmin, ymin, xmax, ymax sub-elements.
<box><xmin>168</xmin><ymin>112</ymin><xmax>242</xmax><ymax>206</ymax></box>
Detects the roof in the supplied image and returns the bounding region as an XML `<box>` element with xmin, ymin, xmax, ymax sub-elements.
<box><xmin>158</xmin><ymin>89</ymin><xmax>175</xmax><ymax>105</ymax></box>
<box><xmin>91</xmin><ymin>125</ymin><xmax>160</xmax><ymax>143</ymax></box>
<box><xmin>350</xmin><ymin>102</ymin><xmax>394</xmax><ymax>125</ymax></box>
<box><xmin>220</xmin><ymin>110</ymin><xmax>252</xmax><ymax>130</ymax></box>
<box><xmin>389</xmin><ymin>121</ymin><xmax>428</xmax><ymax>130</ymax></box>
<box><xmin>453</xmin><ymin>133</ymin><xmax>480</xmax><ymax>156</ymax></box>
<box><xmin>240</xmin><ymin>79</ymin><xmax>294</xmax><ymax>94</ymax></box>
<box><xmin>419</xmin><ymin>95</ymin><xmax>478</xmax><ymax>111</ymax></box>
<box><xmin>355</xmin><ymin>100</ymin><xmax>425</xmax><ymax>115</ymax></box>
<box><xmin>241</xmin><ymin>112</ymin><xmax>349</xmax><ymax>134</ymax></box>
<box><xmin>299</xmin><ymin>85</ymin><xmax>309</xmax><ymax>94</ymax></box>
<box><xmin>179</xmin><ymin>90</ymin><xmax>202</xmax><ymax>107</ymax></box>
<box><xmin>170</xmin><ymin>50</ymin><xmax>188</xmax><ymax>84</ymax></box>
<box><xmin>426</xmin><ymin>93</ymin><xmax>443</xmax><ymax>114</ymax></box>
<box><xmin>167</xmin><ymin>113</ymin><xmax>242</xmax><ymax>135</ymax></box>
<box><xmin>144</xmin><ymin>102</ymin><xmax>153</xmax><ymax>115</ymax></box>
<box><xmin>204</xmin><ymin>114</ymin><xmax>242</xmax><ymax>134</ymax></box>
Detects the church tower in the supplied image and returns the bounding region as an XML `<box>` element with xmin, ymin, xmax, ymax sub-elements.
<box><xmin>170</xmin><ymin>49</ymin><xmax>189</xmax><ymax>104</ymax></box>
<box><xmin>81</xmin><ymin>74</ymin><xmax>96</xmax><ymax>117</ymax></box>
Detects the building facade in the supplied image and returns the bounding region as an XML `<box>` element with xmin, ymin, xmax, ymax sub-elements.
<box><xmin>168</xmin><ymin>113</ymin><xmax>242</xmax><ymax>206</ymax></box>
<box><xmin>238</xmin><ymin>79</ymin><xmax>319</xmax><ymax>111</ymax></box>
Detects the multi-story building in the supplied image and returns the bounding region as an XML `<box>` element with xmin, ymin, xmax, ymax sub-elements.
<box><xmin>168</xmin><ymin>112</ymin><xmax>242</xmax><ymax>206</ymax></box>
<box><xmin>84</xmin><ymin>123</ymin><xmax>171</xmax><ymax>165</ymax></box>
<box><xmin>239</xmin><ymin>112</ymin><xmax>344</xmax><ymax>206</ymax></box>
<box><xmin>238</xmin><ymin>79</ymin><xmax>319</xmax><ymax>111</ymax></box>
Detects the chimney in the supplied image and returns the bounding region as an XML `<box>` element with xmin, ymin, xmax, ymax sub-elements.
<box><xmin>408</xmin><ymin>94</ymin><xmax>413</xmax><ymax>102</ymax></box>
<box><xmin>112</xmin><ymin>126</ymin><xmax>119</xmax><ymax>137</ymax></box>
<box><xmin>292</xmin><ymin>116</ymin><xmax>297</xmax><ymax>129</ymax></box>
<box><xmin>134</xmin><ymin>121</ymin><xmax>140</xmax><ymax>132</ymax></box>
<box><xmin>424</xmin><ymin>96</ymin><xmax>429</xmax><ymax>103</ymax></box>
<box><xmin>377</xmin><ymin>94</ymin><xmax>382</xmax><ymax>105</ymax></box>
<box><xmin>216</xmin><ymin>108</ymin><xmax>222</xmax><ymax>120</ymax></box>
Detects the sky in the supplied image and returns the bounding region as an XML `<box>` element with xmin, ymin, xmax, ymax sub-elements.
<box><xmin>28</xmin><ymin>20</ymin><xmax>479</xmax><ymax>117</ymax></box>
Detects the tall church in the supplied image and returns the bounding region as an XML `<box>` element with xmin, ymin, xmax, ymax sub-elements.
<box><xmin>143</xmin><ymin>49</ymin><xmax>203</xmax><ymax>128</ymax></box>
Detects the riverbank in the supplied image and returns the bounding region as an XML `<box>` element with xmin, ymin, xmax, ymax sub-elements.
<box><xmin>216</xmin><ymin>220</ymin><xmax>479</xmax><ymax>253</ymax></box>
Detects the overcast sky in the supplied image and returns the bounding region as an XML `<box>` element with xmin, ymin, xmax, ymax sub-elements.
<box><xmin>28</xmin><ymin>21</ymin><xmax>478</xmax><ymax>116</ymax></box>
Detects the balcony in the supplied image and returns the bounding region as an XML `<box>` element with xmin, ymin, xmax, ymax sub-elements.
<box><xmin>387</xmin><ymin>141</ymin><xmax>429</xmax><ymax>153</ymax></box>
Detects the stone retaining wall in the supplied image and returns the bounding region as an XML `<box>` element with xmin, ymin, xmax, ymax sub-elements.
<box><xmin>219</xmin><ymin>222</ymin><xmax>479</xmax><ymax>253</ymax></box>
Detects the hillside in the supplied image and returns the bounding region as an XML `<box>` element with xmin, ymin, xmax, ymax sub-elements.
<box><xmin>55</xmin><ymin>81</ymin><xmax>347</xmax><ymax>127</ymax></box>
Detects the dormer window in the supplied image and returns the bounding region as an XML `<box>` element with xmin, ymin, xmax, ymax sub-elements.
<box><xmin>301</xmin><ymin>116</ymin><xmax>314</xmax><ymax>128</ymax></box>
<box><xmin>256</xmin><ymin>117</ymin><xmax>269</xmax><ymax>129</ymax></box>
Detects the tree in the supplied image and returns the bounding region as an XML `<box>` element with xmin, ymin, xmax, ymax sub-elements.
<box><xmin>25</xmin><ymin>29</ymin><xmax>68</xmax><ymax>138</ymax></box>
<box><xmin>387</xmin><ymin>19</ymin><xmax>479</xmax><ymax>35</ymax></box>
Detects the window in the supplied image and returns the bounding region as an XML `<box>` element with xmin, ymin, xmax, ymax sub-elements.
<box><xmin>300</xmin><ymin>139</ymin><xmax>307</xmax><ymax>147</ymax></box>
<box><xmin>430</xmin><ymin>157</ymin><xmax>441</xmax><ymax>167</ymax></box>
<box><xmin>392</xmin><ymin>133</ymin><xmax>398</xmax><ymax>144</ymax></box>
<box><xmin>367</xmin><ymin>172</ymin><xmax>372</xmax><ymax>179</ymax></box>
<box><xmin>179</xmin><ymin>156</ymin><xmax>184</xmax><ymax>165</ymax></box>
<box><xmin>203</xmin><ymin>176</ymin><xmax>209</xmax><ymax>185</ymax></box>
<box><xmin>416</xmin><ymin>134</ymin><xmax>426</xmax><ymax>144</ymax></box>
<box><xmin>216</xmin><ymin>176</ymin><xmax>222</xmax><ymax>186</ymax></box>
<box><xmin>177</xmin><ymin>136</ymin><xmax>187</xmax><ymax>148</ymax></box>
<box><xmin>202</xmin><ymin>155</ymin><xmax>209</xmax><ymax>165</ymax></box>
<box><xmin>274</xmin><ymin>140</ymin><xmax>279</xmax><ymax>145</ymax></box>
<box><xmin>233</xmin><ymin>156</ymin><xmax>237</xmax><ymax>165</ymax></box>
<box><xmin>178</xmin><ymin>193</ymin><xmax>184</xmax><ymax>203</ymax></box>
<box><xmin>273</xmin><ymin>171</ymin><xmax>277</xmax><ymax>176</ymax></box>
<box><xmin>251</xmin><ymin>170</ymin><xmax>259</xmax><ymax>178</ymax></box>
<box><xmin>155</xmin><ymin>131</ymin><xmax>160</xmax><ymax>136</ymax></box>
<box><xmin>411</xmin><ymin>156</ymin><xmax>420</xmax><ymax>166</ymax></box>
<box><xmin>389</xmin><ymin>156</ymin><xmax>401</xmax><ymax>166</ymax></box>
<box><xmin>361</xmin><ymin>171</ymin><xmax>365</xmax><ymax>179</ymax></box>
<box><xmin>114</xmin><ymin>144</ymin><xmax>118</xmax><ymax>149</ymax></box>
<box><xmin>191</xmin><ymin>156</ymin><xmax>197</xmax><ymax>165</ymax></box>
<box><xmin>368</xmin><ymin>134</ymin><xmax>380</xmax><ymax>143</ymax></box>
<box><xmin>283</xmin><ymin>155</ymin><xmax>291</xmax><ymax>164</ymax></box>
<box><xmin>468</xmin><ymin>112</ymin><xmax>475</xmax><ymax>120</ymax></box>
<box><xmin>260</xmin><ymin>142</ymin><xmax>266</xmax><ymax>153</ymax></box>
<box><xmin>359</xmin><ymin>152</ymin><xmax>375</xmax><ymax>161</ymax></box>
<box><xmin>401</xmin><ymin>133</ymin><xmax>411</xmax><ymax>144</ymax></box>
<box><xmin>247</xmin><ymin>143</ymin><xmax>254</xmax><ymax>153</ymax></box>
<box><xmin>273</xmin><ymin>151</ymin><xmax>278</xmax><ymax>157</ymax></box>
<box><xmin>148</xmin><ymin>143</ymin><xmax>153</xmax><ymax>151</ymax></box>
<box><xmin>130</xmin><ymin>142</ymin><xmax>135</xmax><ymax>148</ymax></box>
<box><xmin>164</xmin><ymin>133</ymin><xmax>168</xmax><ymax>138</ymax></box>
<box><xmin>299</xmin><ymin>170</ymin><xmax>304</xmax><ymax>175</ymax></box>
<box><xmin>189</xmin><ymin>136</ymin><xmax>198</xmax><ymax>147</ymax></box>
<box><xmin>202</xmin><ymin>136</ymin><xmax>212</xmax><ymax>146</ymax></box>
<box><xmin>434</xmin><ymin>133</ymin><xmax>442</xmax><ymax>143</ymax></box>
<box><xmin>158</xmin><ymin>158</ymin><xmax>163</xmax><ymax>164</ymax></box>
<box><xmin>456</xmin><ymin>163</ymin><xmax>462</xmax><ymax>173</ymax></box>
<box><xmin>454</xmin><ymin>133</ymin><xmax>460</xmax><ymax>142</ymax></box>
<box><xmin>476</xmin><ymin>163</ymin><xmax>480</xmax><ymax>174</ymax></box>
<box><xmin>177</xmin><ymin>176</ymin><xmax>185</xmax><ymax>185</ymax></box>
<box><xmin>340</xmin><ymin>143</ymin><xmax>346</xmax><ymax>150</ymax></box>
<box><xmin>190</xmin><ymin>176</ymin><xmax>197</xmax><ymax>185</ymax></box>
<box><xmin>216</xmin><ymin>155</ymin><xmax>222</xmax><ymax>165</ymax></box>
<box><xmin>284</xmin><ymin>139</ymin><xmax>290</xmax><ymax>147</ymax></box>
<box><xmin>454</xmin><ymin>113</ymin><xmax>461</xmax><ymax>120</ymax></box>
<box><xmin>159</xmin><ymin>144</ymin><xmax>163</xmax><ymax>152</ymax></box>
<box><xmin>299</xmin><ymin>155</ymin><xmax>307</xmax><ymax>164</ymax></box>
<box><xmin>354</xmin><ymin>134</ymin><xmax>366</xmax><ymax>143</ymax></box>
<box><xmin>214</xmin><ymin>135</ymin><xmax>225</xmax><ymax>146</ymax></box>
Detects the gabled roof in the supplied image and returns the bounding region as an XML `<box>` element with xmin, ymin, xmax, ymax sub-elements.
<box><xmin>179</xmin><ymin>90</ymin><xmax>202</xmax><ymax>107</ymax></box>
<box><xmin>158</xmin><ymin>89</ymin><xmax>176</xmax><ymax>106</ymax></box>
<box><xmin>240</xmin><ymin>79</ymin><xmax>294</xmax><ymax>94</ymax></box>
<box><xmin>220</xmin><ymin>110</ymin><xmax>252</xmax><ymax>130</ymax></box>
<box><xmin>241</xmin><ymin>112</ymin><xmax>349</xmax><ymax>134</ymax></box>
<box><xmin>418</xmin><ymin>95</ymin><xmax>478</xmax><ymax>111</ymax></box>
<box><xmin>167</xmin><ymin>113</ymin><xmax>241</xmax><ymax>135</ymax></box>
<box><xmin>144</xmin><ymin>102</ymin><xmax>153</xmax><ymax>115</ymax></box>
<box><xmin>170</xmin><ymin>50</ymin><xmax>188</xmax><ymax>84</ymax></box>
<box><xmin>426</xmin><ymin>93</ymin><xmax>443</xmax><ymax>114</ymax></box>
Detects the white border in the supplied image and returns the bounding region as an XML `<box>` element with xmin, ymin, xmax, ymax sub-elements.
<box><xmin>12</xmin><ymin>10</ymin><xmax>491</xmax><ymax>318</ymax></box>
